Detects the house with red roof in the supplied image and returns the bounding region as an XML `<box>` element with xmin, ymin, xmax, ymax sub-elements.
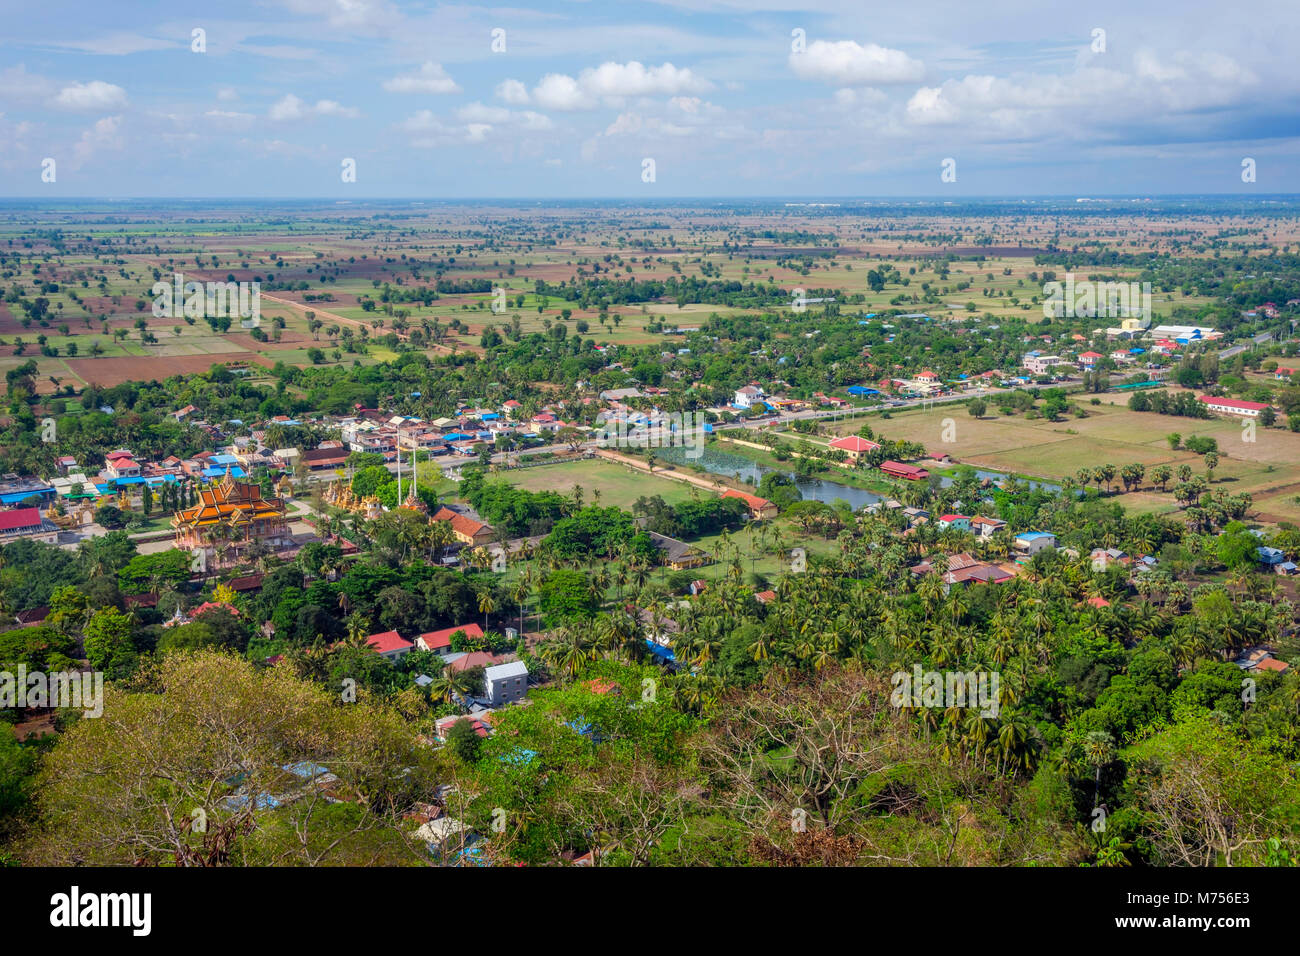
<box><xmin>432</xmin><ymin>507</ymin><xmax>495</xmax><ymax>545</ymax></box>
<box><xmin>1077</xmin><ymin>351</ymin><xmax>1103</xmax><ymax>369</ymax></box>
<box><xmin>104</xmin><ymin>455</ymin><xmax>142</xmax><ymax>480</ymax></box>
<box><xmin>416</xmin><ymin>622</ymin><xmax>484</xmax><ymax>656</ymax></box>
<box><xmin>813</xmin><ymin>391</ymin><xmax>849</xmax><ymax>407</ymax></box>
<box><xmin>828</xmin><ymin>435</ymin><xmax>882</xmax><ymax>462</ymax></box>
<box><xmin>448</xmin><ymin>651</ymin><xmax>507</xmax><ymax>673</ymax></box>
<box><xmin>366</xmin><ymin>630</ymin><xmax>414</xmax><ymax>660</ymax></box>
<box><xmin>937</xmin><ymin>514</ymin><xmax>971</xmax><ymax>531</ymax></box>
<box><xmin>720</xmin><ymin>489</ymin><xmax>778</xmax><ymax>519</ymax></box>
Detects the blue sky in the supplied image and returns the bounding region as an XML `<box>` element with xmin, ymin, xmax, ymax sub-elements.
<box><xmin>1</xmin><ymin>0</ymin><xmax>1297</xmax><ymax>197</ymax></box>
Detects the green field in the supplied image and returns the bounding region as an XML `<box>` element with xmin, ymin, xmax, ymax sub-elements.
<box><xmin>500</xmin><ymin>458</ymin><xmax>700</xmax><ymax>509</ymax></box>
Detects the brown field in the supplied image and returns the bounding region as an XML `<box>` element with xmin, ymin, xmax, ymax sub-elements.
<box><xmin>64</xmin><ymin>352</ymin><xmax>273</xmax><ymax>386</ymax></box>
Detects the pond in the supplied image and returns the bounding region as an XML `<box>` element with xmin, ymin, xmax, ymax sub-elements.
<box><xmin>652</xmin><ymin>445</ymin><xmax>1063</xmax><ymax>509</ymax></box>
<box><xmin>652</xmin><ymin>445</ymin><xmax>883</xmax><ymax>509</ymax></box>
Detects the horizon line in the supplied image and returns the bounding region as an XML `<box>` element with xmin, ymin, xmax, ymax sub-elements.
<box><xmin>0</xmin><ymin>193</ymin><xmax>1298</xmax><ymax>202</ymax></box>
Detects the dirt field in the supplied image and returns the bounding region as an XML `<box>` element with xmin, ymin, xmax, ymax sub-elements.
<box><xmin>64</xmin><ymin>351</ymin><xmax>273</xmax><ymax>386</ymax></box>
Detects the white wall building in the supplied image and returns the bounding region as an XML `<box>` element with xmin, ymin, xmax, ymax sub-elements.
<box><xmin>484</xmin><ymin>660</ymin><xmax>529</xmax><ymax>707</ymax></box>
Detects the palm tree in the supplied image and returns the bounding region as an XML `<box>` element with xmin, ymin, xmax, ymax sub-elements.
<box><xmin>1083</xmin><ymin>731</ymin><xmax>1115</xmax><ymax>810</ymax></box>
<box><xmin>511</xmin><ymin>577</ymin><xmax>530</xmax><ymax>637</ymax></box>
<box><xmin>426</xmin><ymin>668</ymin><xmax>459</xmax><ymax>707</ymax></box>
<box><xmin>345</xmin><ymin>612</ymin><xmax>371</xmax><ymax>646</ymax></box>
<box><xmin>540</xmin><ymin>626</ymin><xmax>595</xmax><ymax>680</ymax></box>
<box><xmin>477</xmin><ymin>589</ymin><xmax>496</xmax><ymax>630</ymax></box>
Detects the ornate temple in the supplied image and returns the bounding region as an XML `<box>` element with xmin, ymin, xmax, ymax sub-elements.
<box><xmin>172</xmin><ymin>476</ymin><xmax>290</xmax><ymax>557</ymax></box>
<box><xmin>323</xmin><ymin>481</ymin><xmax>384</xmax><ymax>520</ymax></box>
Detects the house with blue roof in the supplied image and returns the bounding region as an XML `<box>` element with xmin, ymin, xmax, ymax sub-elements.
<box><xmin>1258</xmin><ymin>546</ymin><xmax>1286</xmax><ymax>566</ymax></box>
<box><xmin>1014</xmin><ymin>531</ymin><xmax>1057</xmax><ymax>556</ymax></box>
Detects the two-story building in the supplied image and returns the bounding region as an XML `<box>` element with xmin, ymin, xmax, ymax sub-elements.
<box><xmin>734</xmin><ymin>385</ymin><xmax>766</xmax><ymax>409</ymax></box>
<box><xmin>1014</xmin><ymin>531</ymin><xmax>1057</xmax><ymax>555</ymax></box>
<box><xmin>484</xmin><ymin>660</ymin><xmax>529</xmax><ymax>707</ymax></box>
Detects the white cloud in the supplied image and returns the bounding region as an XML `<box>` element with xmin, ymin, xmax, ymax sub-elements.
<box><xmin>402</xmin><ymin>110</ymin><xmax>492</xmax><ymax>146</ymax></box>
<box><xmin>789</xmin><ymin>40</ymin><xmax>924</xmax><ymax>86</ymax></box>
<box><xmin>457</xmin><ymin>103</ymin><xmax>513</xmax><ymax>124</ymax></box>
<box><xmin>383</xmin><ymin>62</ymin><xmax>460</xmax><ymax>95</ymax></box>
<box><xmin>282</xmin><ymin>0</ymin><xmax>400</xmax><ymax>31</ymax></box>
<box><xmin>517</xmin><ymin>111</ymin><xmax>553</xmax><ymax>131</ymax></box>
<box><xmin>0</xmin><ymin>65</ymin><xmax>54</xmax><ymax>103</ymax></box>
<box><xmin>314</xmin><ymin>99</ymin><xmax>359</xmax><ymax>117</ymax></box>
<box><xmin>900</xmin><ymin>49</ymin><xmax>1259</xmax><ymax>135</ymax></box>
<box><xmin>496</xmin><ymin>79</ymin><xmax>530</xmax><ymax>105</ymax></box>
<box><xmin>404</xmin><ymin>103</ymin><xmax>553</xmax><ymax>145</ymax></box>
<box><xmin>533</xmin><ymin>73</ymin><xmax>593</xmax><ymax>111</ymax></box>
<box><xmin>605</xmin><ymin>112</ymin><xmax>644</xmax><ymax>136</ymax></box>
<box><xmin>53</xmin><ymin>80</ymin><xmax>128</xmax><ymax>111</ymax></box>
<box><xmin>46</xmin><ymin>32</ymin><xmax>176</xmax><ymax>56</ymax></box>
<box><xmin>269</xmin><ymin>94</ymin><xmax>359</xmax><ymax>121</ymax></box>
<box><xmin>580</xmin><ymin>61</ymin><xmax>709</xmax><ymax>98</ymax></box>
<box><xmin>216</xmin><ymin>87</ymin><xmax>238</xmax><ymax>102</ymax></box>
<box><xmin>904</xmin><ymin>86</ymin><xmax>958</xmax><ymax>125</ymax></box>
<box><xmin>204</xmin><ymin>110</ymin><xmax>256</xmax><ymax>124</ymax></box>
<box><xmin>457</xmin><ymin>103</ymin><xmax>552</xmax><ymax>130</ymax></box>
<box><xmin>525</xmin><ymin>61</ymin><xmax>711</xmax><ymax>111</ymax></box>
<box><xmin>72</xmin><ymin>114</ymin><xmax>124</xmax><ymax>167</ymax></box>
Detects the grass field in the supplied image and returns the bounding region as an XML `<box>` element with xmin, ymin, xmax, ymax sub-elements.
<box><xmin>501</xmin><ymin>459</ymin><xmax>700</xmax><ymax>509</ymax></box>
<box><xmin>826</xmin><ymin>398</ymin><xmax>1300</xmax><ymax>524</ymax></box>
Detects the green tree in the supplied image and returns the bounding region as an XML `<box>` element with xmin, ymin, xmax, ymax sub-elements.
<box><xmin>446</xmin><ymin>718</ymin><xmax>483</xmax><ymax>762</ymax></box>
<box><xmin>83</xmin><ymin>607</ymin><xmax>138</xmax><ymax>680</ymax></box>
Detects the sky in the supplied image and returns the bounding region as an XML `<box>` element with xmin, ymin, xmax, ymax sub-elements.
<box><xmin>0</xmin><ymin>0</ymin><xmax>1297</xmax><ymax>198</ymax></box>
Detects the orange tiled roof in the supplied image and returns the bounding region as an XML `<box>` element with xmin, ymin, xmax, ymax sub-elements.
<box><xmin>433</xmin><ymin>506</ymin><xmax>489</xmax><ymax>538</ymax></box>
<box><xmin>172</xmin><ymin>477</ymin><xmax>285</xmax><ymax>531</ymax></box>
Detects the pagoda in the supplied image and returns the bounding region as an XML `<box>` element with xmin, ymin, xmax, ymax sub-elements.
<box><xmin>172</xmin><ymin>474</ymin><xmax>289</xmax><ymax>556</ymax></box>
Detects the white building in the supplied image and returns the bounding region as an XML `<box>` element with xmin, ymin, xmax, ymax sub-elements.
<box><xmin>734</xmin><ymin>385</ymin><xmax>766</xmax><ymax>409</ymax></box>
<box><xmin>1014</xmin><ymin>531</ymin><xmax>1057</xmax><ymax>555</ymax></box>
<box><xmin>484</xmin><ymin>660</ymin><xmax>529</xmax><ymax>707</ymax></box>
<box><xmin>1148</xmin><ymin>325</ymin><xmax>1220</xmax><ymax>343</ymax></box>
<box><xmin>1197</xmin><ymin>395</ymin><xmax>1272</xmax><ymax>418</ymax></box>
<box><xmin>1023</xmin><ymin>355</ymin><xmax>1069</xmax><ymax>376</ymax></box>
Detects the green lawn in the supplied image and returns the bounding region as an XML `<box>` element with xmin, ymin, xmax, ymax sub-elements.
<box><xmin>502</xmin><ymin>458</ymin><xmax>700</xmax><ymax>509</ymax></box>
